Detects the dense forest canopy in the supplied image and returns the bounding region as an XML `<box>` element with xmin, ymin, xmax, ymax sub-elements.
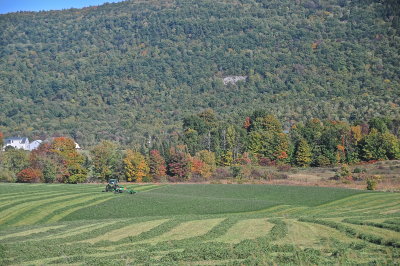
<box><xmin>0</xmin><ymin>0</ymin><xmax>399</xmax><ymax>147</ymax></box>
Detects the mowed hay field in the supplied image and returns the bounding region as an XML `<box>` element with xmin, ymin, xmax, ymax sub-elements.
<box><xmin>0</xmin><ymin>184</ymin><xmax>399</xmax><ymax>265</ymax></box>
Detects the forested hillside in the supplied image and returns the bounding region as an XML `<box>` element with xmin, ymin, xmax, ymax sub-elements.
<box><xmin>1</xmin><ymin>0</ymin><xmax>399</xmax><ymax>146</ymax></box>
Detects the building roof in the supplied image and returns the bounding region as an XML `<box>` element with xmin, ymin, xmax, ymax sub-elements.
<box><xmin>5</xmin><ymin>137</ymin><xmax>29</xmax><ymax>143</ymax></box>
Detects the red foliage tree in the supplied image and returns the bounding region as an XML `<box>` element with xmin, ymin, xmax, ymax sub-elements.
<box><xmin>167</xmin><ymin>146</ymin><xmax>191</xmax><ymax>180</ymax></box>
<box><xmin>0</xmin><ymin>132</ymin><xmax>3</xmax><ymax>147</ymax></box>
<box><xmin>17</xmin><ymin>168</ymin><xmax>43</xmax><ymax>183</ymax></box>
<box><xmin>234</xmin><ymin>152</ymin><xmax>252</xmax><ymax>165</ymax></box>
<box><xmin>243</xmin><ymin>117</ymin><xmax>251</xmax><ymax>131</ymax></box>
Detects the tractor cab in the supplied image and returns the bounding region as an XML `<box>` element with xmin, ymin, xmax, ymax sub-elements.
<box><xmin>104</xmin><ymin>179</ymin><xmax>119</xmax><ymax>192</ymax></box>
<box><xmin>108</xmin><ymin>179</ymin><xmax>118</xmax><ymax>185</ymax></box>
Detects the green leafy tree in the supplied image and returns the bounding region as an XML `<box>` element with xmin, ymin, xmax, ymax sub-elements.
<box><xmin>369</xmin><ymin>117</ymin><xmax>390</xmax><ymax>133</ymax></box>
<box><xmin>294</xmin><ymin>138</ymin><xmax>312</xmax><ymax>167</ymax></box>
<box><xmin>246</xmin><ymin>114</ymin><xmax>289</xmax><ymax>162</ymax></box>
<box><xmin>360</xmin><ymin>129</ymin><xmax>400</xmax><ymax>160</ymax></box>
<box><xmin>183</xmin><ymin>128</ymin><xmax>200</xmax><ymax>155</ymax></box>
<box><xmin>1</xmin><ymin>148</ymin><xmax>30</xmax><ymax>174</ymax></box>
<box><xmin>90</xmin><ymin>140</ymin><xmax>121</xmax><ymax>182</ymax></box>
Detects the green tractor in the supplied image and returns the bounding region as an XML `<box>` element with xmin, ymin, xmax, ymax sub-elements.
<box><xmin>103</xmin><ymin>179</ymin><xmax>136</xmax><ymax>194</ymax></box>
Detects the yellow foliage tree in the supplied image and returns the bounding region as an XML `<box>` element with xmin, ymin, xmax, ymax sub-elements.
<box><xmin>123</xmin><ymin>150</ymin><xmax>149</xmax><ymax>182</ymax></box>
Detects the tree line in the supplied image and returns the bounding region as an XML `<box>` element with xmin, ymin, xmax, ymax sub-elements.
<box><xmin>1</xmin><ymin>111</ymin><xmax>399</xmax><ymax>183</ymax></box>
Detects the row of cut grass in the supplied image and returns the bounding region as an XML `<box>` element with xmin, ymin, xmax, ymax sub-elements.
<box><xmin>342</xmin><ymin>218</ymin><xmax>400</xmax><ymax>232</ymax></box>
<box><xmin>299</xmin><ymin>218</ymin><xmax>400</xmax><ymax>247</ymax></box>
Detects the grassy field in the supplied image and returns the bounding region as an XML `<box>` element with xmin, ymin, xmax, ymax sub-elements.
<box><xmin>0</xmin><ymin>183</ymin><xmax>399</xmax><ymax>265</ymax></box>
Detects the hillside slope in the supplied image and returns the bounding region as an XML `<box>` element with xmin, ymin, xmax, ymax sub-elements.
<box><xmin>0</xmin><ymin>0</ymin><xmax>399</xmax><ymax>145</ymax></box>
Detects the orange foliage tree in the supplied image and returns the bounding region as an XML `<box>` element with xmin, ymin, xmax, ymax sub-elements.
<box><xmin>149</xmin><ymin>149</ymin><xmax>166</xmax><ymax>181</ymax></box>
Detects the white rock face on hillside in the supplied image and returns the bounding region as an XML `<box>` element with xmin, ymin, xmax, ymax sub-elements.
<box><xmin>222</xmin><ymin>76</ymin><xmax>247</xmax><ymax>85</ymax></box>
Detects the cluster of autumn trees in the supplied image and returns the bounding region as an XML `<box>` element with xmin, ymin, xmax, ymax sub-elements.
<box><xmin>90</xmin><ymin>144</ymin><xmax>216</xmax><ymax>183</ymax></box>
<box><xmin>0</xmin><ymin>137</ymin><xmax>87</xmax><ymax>183</ymax></box>
<box><xmin>0</xmin><ymin>135</ymin><xmax>217</xmax><ymax>183</ymax></box>
<box><xmin>0</xmin><ymin>111</ymin><xmax>399</xmax><ymax>183</ymax></box>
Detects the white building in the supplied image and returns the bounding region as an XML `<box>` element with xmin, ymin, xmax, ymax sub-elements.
<box><xmin>29</xmin><ymin>140</ymin><xmax>43</xmax><ymax>151</ymax></box>
<box><xmin>3</xmin><ymin>137</ymin><xmax>30</xmax><ymax>150</ymax></box>
<box><xmin>3</xmin><ymin>137</ymin><xmax>79</xmax><ymax>151</ymax></box>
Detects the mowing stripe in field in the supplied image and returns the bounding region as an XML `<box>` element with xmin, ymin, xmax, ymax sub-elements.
<box><xmin>126</xmin><ymin>184</ymin><xmax>166</xmax><ymax>192</ymax></box>
<box><xmin>244</xmin><ymin>205</ymin><xmax>294</xmax><ymax>215</ymax></box>
<box><xmin>215</xmin><ymin>218</ymin><xmax>274</xmax><ymax>243</ymax></box>
<box><xmin>141</xmin><ymin>218</ymin><xmax>224</xmax><ymax>243</ymax></box>
<box><xmin>16</xmin><ymin>247</ymin><xmax>185</xmax><ymax>266</ymax></box>
<box><xmin>45</xmin><ymin>196</ymin><xmax>114</xmax><ymax>223</ymax></box>
<box><xmin>36</xmin><ymin>194</ymin><xmax>113</xmax><ymax>224</ymax></box>
<box><xmin>0</xmin><ymin>191</ymin><xmax>62</xmax><ymax>204</ymax></box>
<box><xmin>342</xmin><ymin>219</ymin><xmax>400</xmax><ymax>232</ymax></box>
<box><xmin>343</xmin><ymin>222</ymin><xmax>400</xmax><ymax>241</ymax></box>
<box><xmin>273</xmin><ymin>219</ymin><xmax>362</xmax><ymax>248</ymax></box>
<box><xmin>0</xmin><ymin>225</ymin><xmax>65</xmax><ymax>241</ymax></box>
<box><xmin>81</xmin><ymin>219</ymin><xmax>169</xmax><ymax>243</ymax></box>
<box><xmin>328</xmin><ymin>200</ymin><xmax>400</xmax><ymax>217</ymax></box>
<box><xmin>335</xmin><ymin>197</ymin><xmax>400</xmax><ymax>213</ymax></box>
<box><xmin>303</xmin><ymin>193</ymin><xmax>400</xmax><ymax>217</ymax></box>
<box><xmin>384</xmin><ymin>219</ymin><xmax>400</xmax><ymax>225</ymax></box>
<box><xmin>356</xmin><ymin>202</ymin><xmax>400</xmax><ymax>215</ymax></box>
<box><xmin>381</xmin><ymin>209</ymin><xmax>400</xmax><ymax>214</ymax></box>
<box><xmin>37</xmin><ymin>221</ymin><xmax>118</xmax><ymax>241</ymax></box>
<box><xmin>271</xmin><ymin>206</ymin><xmax>309</xmax><ymax>216</ymax></box>
<box><xmin>311</xmin><ymin>193</ymin><xmax>384</xmax><ymax>210</ymax></box>
<box><xmin>240</xmin><ymin>205</ymin><xmax>310</xmax><ymax>217</ymax></box>
<box><xmin>319</xmin><ymin>202</ymin><xmax>400</xmax><ymax>217</ymax></box>
<box><xmin>0</xmin><ymin>191</ymin><xmax>81</xmax><ymax>210</ymax></box>
<box><xmin>4</xmin><ymin>193</ymin><xmax>97</xmax><ymax>227</ymax></box>
<box><xmin>12</xmin><ymin>194</ymin><xmax>112</xmax><ymax>227</ymax></box>
<box><xmin>100</xmin><ymin>219</ymin><xmax>185</xmax><ymax>251</ymax></box>
<box><xmin>0</xmin><ymin>193</ymin><xmax>94</xmax><ymax>227</ymax></box>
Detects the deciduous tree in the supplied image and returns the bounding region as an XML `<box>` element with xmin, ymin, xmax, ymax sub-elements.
<box><xmin>51</xmin><ymin>137</ymin><xmax>87</xmax><ymax>183</ymax></box>
<box><xmin>149</xmin><ymin>149</ymin><xmax>167</xmax><ymax>181</ymax></box>
<box><xmin>123</xmin><ymin>150</ymin><xmax>149</xmax><ymax>182</ymax></box>
<box><xmin>167</xmin><ymin>146</ymin><xmax>191</xmax><ymax>180</ymax></box>
<box><xmin>90</xmin><ymin>140</ymin><xmax>121</xmax><ymax>182</ymax></box>
<box><xmin>16</xmin><ymin>168</ymin><xmax>43</xmax><ymax>183</ymax></box>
